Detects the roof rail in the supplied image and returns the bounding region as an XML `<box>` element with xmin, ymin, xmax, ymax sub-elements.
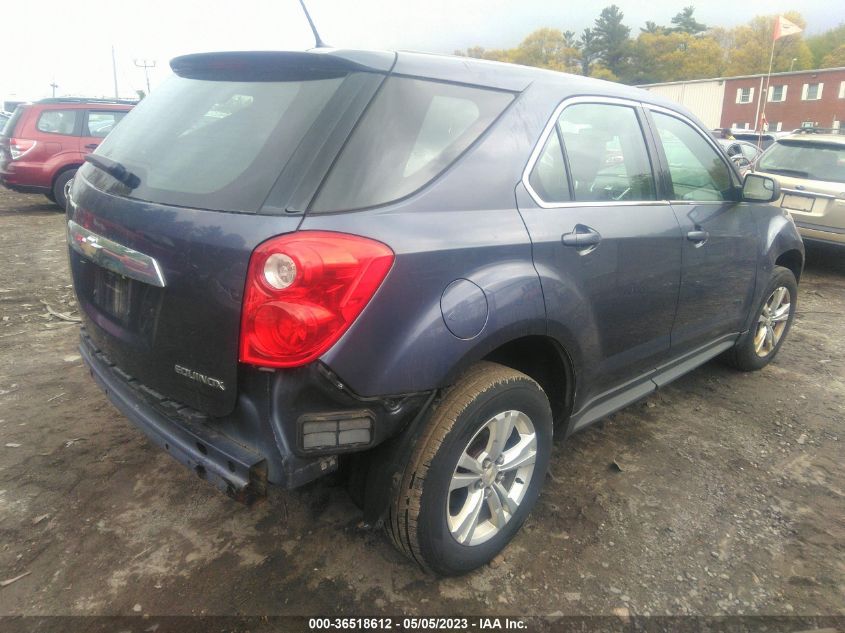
<box><xmin>35</xmin><ymin>97</ymin><xmax>138</xmax><ymax>105</ymax></box>
<box><xmin>793</xmin><ymin>127</ymin><xmax>845</xmax><ymax>135</ymax></box>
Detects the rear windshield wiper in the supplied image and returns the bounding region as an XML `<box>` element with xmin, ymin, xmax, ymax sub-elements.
<box><xmin>84</xmin><ymin>154</ymin><xmax>141</xmax><ymax>189</ymax></box>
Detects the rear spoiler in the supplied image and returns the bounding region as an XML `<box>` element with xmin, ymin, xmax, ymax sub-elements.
<box><xmin>170</xmin><ymin>50</ymin><xmax>396</xmax><ymax>81</ymax></box>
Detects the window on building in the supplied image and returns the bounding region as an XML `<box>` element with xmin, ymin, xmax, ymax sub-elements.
<box><xmin>801</xmin><ymin>121</ymin><xmax>815</xmax><ymax>128</ymax></box>
<box><xmin>775</xmin><ymin>121</ymin><xmax>783</xmax><ymax>132</ymax></box>
<box><xmin>802</xmin><ymin>83</ymin><xmax>823</xmax><ymax>101</ymax></box>
<box><xmin>768</xmin><ymin>85</ymin><xmax>787</xmax><ymax>102</ymax></box>
<box><xmin>736</xmin><ymin>87</ymin><xmax>754</xmax><ymax>104</ymax></box>
<box><xmin>839</xmin><ymin>81</ymin><xmax>844</xmax><ymax>99</ymax></box>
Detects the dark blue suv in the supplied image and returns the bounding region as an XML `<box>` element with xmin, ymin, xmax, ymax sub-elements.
<box><xmin>67</xmin><ymin>49</ymin><xmax>803</xmax><ymax>575</ymax></box>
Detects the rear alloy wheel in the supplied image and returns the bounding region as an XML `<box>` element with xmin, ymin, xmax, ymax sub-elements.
<box><xmin>447</xmin><ymin>410</ymin><xmax>537</xmax><ymax>546</ymax></box>
<box><xmin>723</xmin><ymin>265</ymin><xmax>798</xmax><ymax>371</ymax></box>
<box><xmin>52</xmin><ymin>168</ymin><xmax>77</xmax><ymax>212</ymax></box>
<box><xmin>387</xmin><ymin>362</ymin><xmax>552</xmax><ymax>576</ymax></box>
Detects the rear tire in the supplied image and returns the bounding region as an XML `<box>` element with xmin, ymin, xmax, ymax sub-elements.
<box><xmin>386</xmin><ymin>362</ymin><xmax>552</xmax><ymax>576</ymax></box>
<box><xmin>723</xmin><ymin>265</ymin><xmax>797</xmax><ymax>371</ymax></box>
<box><xmin>52</xmin><ymin>169</ymin><xmax>76</xmax><ymax>211</ymax></box>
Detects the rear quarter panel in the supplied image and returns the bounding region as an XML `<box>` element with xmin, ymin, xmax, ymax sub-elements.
<box><xmin>303</xmin><ymin>94</ymin><xmax>552</xmax><ymax>397</ymax></box>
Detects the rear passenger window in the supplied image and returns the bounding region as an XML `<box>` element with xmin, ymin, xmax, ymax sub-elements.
<box><xmin>652</xmin><ymin>112</ymin><xmax>734</xmax><ymax>201</ymax></box>
<box><xmin>36</xmin><ymin>110</ymin><xmax>79</xmax><ymax>135</ymax></box>
<box><xmin>86</xmin><ymin>111</ymin><xmax>127</xmax><ymax>138</ymax></box>
<box><xmin>557</xmin><ymin>103</ymin><xmax>656</xmax><ymax>202</ymax></box>
<box><xmin>528</xmin><ymin>130</ymin><xmax>571</xmax><ymax>203</ymax></box>
<box><xmin>311</xmin><ymin>77</ymin><xmax>514</xmax><ymax>212</ymax></box>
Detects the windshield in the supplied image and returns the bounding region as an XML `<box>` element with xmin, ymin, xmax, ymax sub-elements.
<box><xmin>80</xmin><ymin>74</ymin><xmax>349</xmax><ymax>213</ymax></box>
<box><xmin>758</xmin><ymin>140</ymin><xmax>845</xmax><ymax>184</ymax></box>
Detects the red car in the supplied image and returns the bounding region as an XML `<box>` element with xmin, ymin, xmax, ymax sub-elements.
<box><xmin>0</xmin><ymin>98</ymin><xmax>134</xmax><ymax>209</ymax></box>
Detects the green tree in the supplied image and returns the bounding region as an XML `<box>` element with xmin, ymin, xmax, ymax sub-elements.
<box><xmin>669</xmin><ymin>6</ymin><xmax>707</xmax><ymax>35</ymax></box>
<box><xmin>724</xmin><ymin>13</ymin><xmax>813</xmax><ymax>76</ymax></box>
<box><xmin>454</xmin><ymin>46</ymin><xmax>512</xmax><ymax>63</ymax></box>
<box><xmin>577</xmin><ymin>28</ymin><xmax>600</xmax><ymax>75</ymax></box>
<box><xmin>641</xmin><ymin>21</ymin><xmax>665</xmax><ymax>35</ymax></box>
<box><xmin>806</xmin><ymin>23</ymin><xmax>845</xmax><ymax>67</ymax></box>
<box><xmin>510</xmin><ymin>28</ymin><xmax>581</xmax><ymax>72</ymax></box>
<box><xmin>821</xmin><ymin>44</ymin><xmax>845</xmax><ymax>67</ymax></box>
<box><xmin>628</xmin><ymin>31</ymin><xmax>724</xmax><ymax>84</ymax></box>
<box><xmin>592</xmin><ymin>5</ymin><xmax>631</xmax><ymax>79</ymax></box>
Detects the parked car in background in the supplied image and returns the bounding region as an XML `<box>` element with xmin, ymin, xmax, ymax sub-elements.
<box><xmin>755</xmin><ymin>128</ymin><xmax>845</xmax><ymax>247</ymax></box>
<box><xmin>719</xmin><ymin>139</ymin><xmax>764</xmax><ymax>175</ymax></box>
<box><xmin>0</xmin><ymin>111</ymin><xmax>11</xmax><ymax>131</ymax></box>
<box><xmin>713</xmin><ymin>129</ymin><xmax>786</xmax><ymax>149</ymax></box>
<box><xmin>68</xmin><ymin>49</ymin><xmax>803</xmax><ymax>576</ymax></box>
<box><xmin>0</xmin><ymin>98</ymin><xmax>134</xmax><ymax>209</ymax></box>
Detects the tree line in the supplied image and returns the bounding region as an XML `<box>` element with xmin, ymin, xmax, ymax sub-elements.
<box><xmin>454</xmin><ymin>6</ymin><xmax>845</xmax><ymax>84</ymax></box>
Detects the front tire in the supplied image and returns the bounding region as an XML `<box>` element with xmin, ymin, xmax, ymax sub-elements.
<box><xmin>724</xmin><ymin>265</ymin><xmax>797</xmax><ymax>371</ymax></box>
<box><xmin>387</xmin><ymin>362</ymin><xmax>552</xmax><ymax>575</ymax></box>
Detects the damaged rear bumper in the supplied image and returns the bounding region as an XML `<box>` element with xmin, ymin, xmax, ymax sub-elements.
<box><xmin>80</xmin><ymin>336</ymin><xmax>268</xmax><ymax>503</ymax></box>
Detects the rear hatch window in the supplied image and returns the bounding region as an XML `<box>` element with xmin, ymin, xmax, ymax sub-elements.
<box><xmin>82</xmin><ymin>74</ymin><xmax>348</xmax><ymax>213</ymax></box>
<box><xmin>310</xmin><ymin>77</ymin><xmax>514</xmax><ymax>212</ymax></box>
<box><xmin>1</xmin><ymin>106</ymin><xmax>25</xmax><ymax>136</ymax></box>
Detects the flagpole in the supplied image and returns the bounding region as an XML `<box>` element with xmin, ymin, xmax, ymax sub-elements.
<box><xmin>759</xmin><ymin>24</ymin><xmax>778</xmax><ymax>147</ymax></box>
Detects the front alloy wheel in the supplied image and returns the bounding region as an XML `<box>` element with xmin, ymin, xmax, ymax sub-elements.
<box><xmin>722</xmin><ymin>265</ymin><xmax>798</xmax><ymax>371</ymax></box>
<box><xmin>754</xmin><ymin>286</ymin><xmax>791</xmax><ymax>357</ymax></box>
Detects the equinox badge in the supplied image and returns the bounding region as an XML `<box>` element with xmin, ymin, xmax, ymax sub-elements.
<box><xmin>174</xmin><ymin>364</ymin><xmax>226</xmax><ymax>391</ymax></box>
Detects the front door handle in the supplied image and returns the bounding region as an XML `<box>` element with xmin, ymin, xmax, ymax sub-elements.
<box><xmin>85</xmin><ymin>143</ymin><xmax>99</xmax><ymax>150</ymax></box>
<box><xmin>562</xmin><ymin>226</ymin><xmax>602</xmax><ymax>248</ymax></box>
<box><xmin>686</xmin><ymin>229</ymin><xmax>709</xmax><ymax>245</ymax></box>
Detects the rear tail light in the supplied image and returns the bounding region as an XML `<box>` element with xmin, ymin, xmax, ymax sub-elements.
<box><xmin>239</xmin><ymin>231</ymin><xmax>394</xmax><ymax>368</ymax></box>
<box><xmin>9</xmin><ymin>138</ymin><xmax>36</xmax><ymax>160</ymax></box>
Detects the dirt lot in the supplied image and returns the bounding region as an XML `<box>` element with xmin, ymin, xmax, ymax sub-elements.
<box><xmin>0</xmin><ymin>187</ymin><xmax>843</xmax><ymax>624</ymax></box>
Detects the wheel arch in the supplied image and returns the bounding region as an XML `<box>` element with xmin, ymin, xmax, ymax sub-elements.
<box><xmin>481</xmin><ymin>335</ymin><xmax>575</xmax><ymax>428</ymax></box>
<box><xmin>50</xmin><ymin>163</ymin><xmax>81</xmax><ymax>192</ymax></box>
<box><xmin>775</xmin><ymin>248</ymin><xmax>804</xmax><ymax>283</ymax></box>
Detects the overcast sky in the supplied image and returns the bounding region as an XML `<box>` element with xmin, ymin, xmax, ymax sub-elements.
<box><xmin>2</xmin><ymin>0</ymin><xmax>843</xmax><ymax>102</ymax></box>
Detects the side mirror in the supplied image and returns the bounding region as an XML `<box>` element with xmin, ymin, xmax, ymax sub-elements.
<box><xmin>742</xmin><ymin>173</ymin><xmax>780</xmax><ymax>203</ymax></box>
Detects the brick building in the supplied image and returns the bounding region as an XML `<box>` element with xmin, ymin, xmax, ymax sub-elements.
<box><xmin>722</xmin><ymin>67</ymin><xmax>845</xmax><ymax>132</ymax></box>
<box><xmin>642</xmin><ymin>67</ymin><xmax>845</xmax><ymax>133</ymax></box>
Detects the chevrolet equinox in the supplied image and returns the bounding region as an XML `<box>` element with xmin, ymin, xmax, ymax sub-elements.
<box><xmin>67</xmin><ymin>49</ymin><xmax>804</xmax><ymax>575</ymax></box>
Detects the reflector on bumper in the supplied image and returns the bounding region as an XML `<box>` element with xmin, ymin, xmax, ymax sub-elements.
<box><xmin>299</xmin><ymin>412</ymin><xmax>374</xmax><ymax>451</ymax></box>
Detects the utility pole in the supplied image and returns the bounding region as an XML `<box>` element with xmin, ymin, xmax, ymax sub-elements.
<box><xmin>134</xmin><ymin>59</ymin><xmax>156</xmax><ymax>95</ymax></box>
<box><xmin>112</xmin><ymin>46</ymin><xmax>119</xmax><ymax>99</ymax></box>
<box><xmin>49</xmin><ymin>81</ymin><xmax>58</xmax><ymax>98</ymax></box>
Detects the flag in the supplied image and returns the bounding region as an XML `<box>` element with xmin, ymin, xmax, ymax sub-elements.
<box><xmin>774</xmin><ymin>16</ymin><xmax>802</xmax><ymax>41</ymax></box>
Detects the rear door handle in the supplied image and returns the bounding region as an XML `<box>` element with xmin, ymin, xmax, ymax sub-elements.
<box><xmin>686</xmin><ymin>230</ymin><xmax>709</xmax><ymax>244</ymax></box>
<box><xmin>562</xmin><ymin>226</ymin><xmax>602</xmax><ymax>248</ymax></box>
<box><xmin>85</xmin><ymin>143</ymin><xmax>99</xmax><ymax>150</ymax></box>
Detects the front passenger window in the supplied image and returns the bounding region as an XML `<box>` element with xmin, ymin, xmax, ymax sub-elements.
<box><xmin>652</xmin><ymin>112</ymin><xmax>734</xmax><ymax>201</ymax></box>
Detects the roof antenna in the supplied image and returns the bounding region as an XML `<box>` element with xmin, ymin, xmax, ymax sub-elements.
<box><xmin>298</xmin><ymin>0</ymin><xmax>328</xmax><ymax>48</ymax></box>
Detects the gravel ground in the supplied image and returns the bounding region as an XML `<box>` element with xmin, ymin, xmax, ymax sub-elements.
<box><xmin>0</xmin><ymin>188</ymin><xmax>842</xmax><ymax>626</ymax></box>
